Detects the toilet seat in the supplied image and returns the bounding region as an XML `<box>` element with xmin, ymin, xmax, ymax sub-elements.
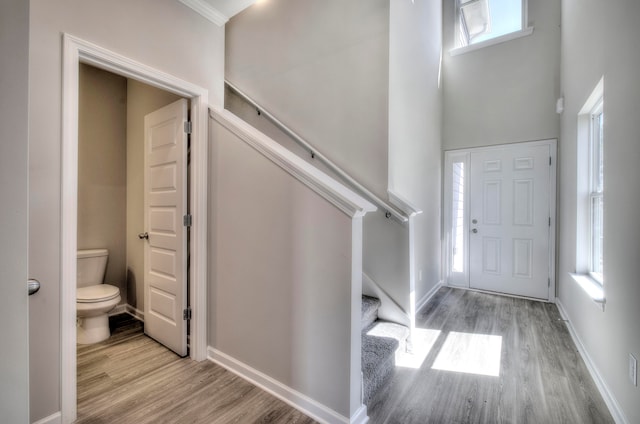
<box><xmin>77</xmin><ymin>284</ymin><xmax>120</xmax><ymax>303</ymax></box>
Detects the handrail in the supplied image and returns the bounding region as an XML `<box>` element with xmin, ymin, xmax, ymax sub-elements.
<box><xmin>224</xmin><ymin>80</ymin><xmax>409</xmax><ymax>223</ymax></box>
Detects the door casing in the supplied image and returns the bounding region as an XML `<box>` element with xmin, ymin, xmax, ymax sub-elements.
<box><xmin>443</xmin><ymin>139</ymin><xmax>557</xmax><ymax>302</ymax></box>
<box><xmin>61</xmin><ymin>34</ymin><xmax>209</xmax><ymax>424</ymax></box>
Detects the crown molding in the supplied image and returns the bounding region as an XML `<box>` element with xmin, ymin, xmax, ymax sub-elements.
<box><xmin>178</xmin><ymin>0</ymin><xmax>228</xmax><ymax>26</ymax></box>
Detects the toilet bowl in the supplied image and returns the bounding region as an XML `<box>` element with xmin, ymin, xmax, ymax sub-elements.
<box><xmin>76</xmin><ymin>249</ymin><xmax>121</xmax><ymax>344</ymax></box>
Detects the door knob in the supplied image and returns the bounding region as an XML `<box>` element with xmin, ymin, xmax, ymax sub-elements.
<box><xmin>138</xmin><ymin>232</ymin><xmax>149</xmax><ymax>240</ymax></box>
<box><xmin>471</xmin><ymin>228</ymin><xmax>478</xmax><ymax>234</ymax></box>
<box><xmin>28</xmin><ymin>279</ymin><xmax>40</xmax><ymax>296</ymax></box>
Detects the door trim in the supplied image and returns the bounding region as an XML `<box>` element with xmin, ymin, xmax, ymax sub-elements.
<box><xmin>61</xmin><ymin>34</ymin><xmax>209</xmax><ymax>423</ymax></box>
<box><xmin>443</xmin><ymin>139</ymin><xmax>557</xmax><ymax>302</ymax></box>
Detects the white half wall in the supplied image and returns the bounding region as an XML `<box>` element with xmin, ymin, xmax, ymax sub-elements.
<box><xmin>209</xmin><ymin>110</ymin><xmax>372</xmax><ymax>419</ymax></box>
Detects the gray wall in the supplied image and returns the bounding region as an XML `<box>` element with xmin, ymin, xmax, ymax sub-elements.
<box><xmin>557</xmin><ymin>0</ymin><xmax>640</xmax><ymax>422</ymax></box>
<box><xmin>225</xmin><ymin>0</ymin><xmax>390</xmax><ymax>199</ymax></box>
<box><xmin>209</xmin><ymin>118</ymin><xmax>359</xmax><ymax>418</ymax></box>
<box><xmin>388</xmin><ymin>0</ymin><xmax>443</xmax><ymax>302</ymax></box>
<box><xmin>78</xmin><ymin>64</ymin><xmax>128</xmax><ymax>301</ymax></box>
<box><xmin>0</xmin><ymin>0</ymin><xmax>30</xmax><ymax>421</ymax></box>
<box><xmin>442</xmin><ymin>0</ymin><xmax>560</xmax><ymax>150</ymax></box>
<box><xmin>27</xmin><ymin>0</ymin><xmax>224</xmax><ymax>420</ymax></box>
<box><xmin>126</xmin><ymin>80</ymin><xmax>181</xmax><ymax>312</ymax></box>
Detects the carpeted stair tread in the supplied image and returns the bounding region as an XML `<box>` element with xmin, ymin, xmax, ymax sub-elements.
<box><xmin>362</xmin><ymin>295</ymin><xmax>381</xmax><ymax>331</ymax></box>
<box><xmin>363</xmin><ymin>320</ymin><xmax>411</xmax><ymax>346</ymax></box>
<box><xmin>362</xmin><ymin>332</ymin><xmax>398</xmax><ymax>404</ymax></box>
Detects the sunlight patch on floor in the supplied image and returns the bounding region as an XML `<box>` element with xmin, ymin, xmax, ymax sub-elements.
<box><xmin>395</xmin><ymin>328</ymin><xmax>441</xmax><ymax>369</ymax></box>
<box><xmin>431</xmin><ymin>331</ymin><xmax>502</xmax><ymax>376</ymax></box>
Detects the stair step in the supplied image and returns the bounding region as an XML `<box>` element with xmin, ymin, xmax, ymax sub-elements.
<box><xmin>361</xmin><ymin>320</ymin><xmax>410</xmax><ymax>405</ymax></box>
<box><xmin>362</xmin><ymin>332</ymin><xmax>398</xmax><ymax>405</ymax></box>
<box><xmin>361</xmin><ymin>295</ymin><xmax>381</xmax><ymax>331</ymax></box>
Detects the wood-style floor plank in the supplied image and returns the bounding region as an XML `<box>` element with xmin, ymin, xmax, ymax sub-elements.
<box><xmin>367</xmin><ymin>287</ymin><xmax>615</xmax><ymax>424</ymax></box>
<box><xmin>78</xmin><ymin>289</ymin><xmax>614</xmax><ymax>424</ymax></box>
<box><xmin>76</xmin><ymin>315</ymin><xmax>316</xmax><ymax>424</ymax></box>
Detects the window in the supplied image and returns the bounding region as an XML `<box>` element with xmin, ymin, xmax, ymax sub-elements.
<box><xmin>588</xmin><ymin>101</ymin><xmax>604</xmax><ymax>283</ymax></box>
<box><xmin>573</xmin><ymin>77</ymin><xmax>605</xmax><ymax>304</ymax></box>
<box><xmin>455</xmin><ymin>0</ymin><xmax>527</xmax><ymax>48</ymax></box>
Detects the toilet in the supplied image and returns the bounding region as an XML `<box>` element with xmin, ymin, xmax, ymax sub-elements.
<box><xmin>76</xmin><ymin>249</ymin><xmax>121</xmax><ymax>344</ymax></box>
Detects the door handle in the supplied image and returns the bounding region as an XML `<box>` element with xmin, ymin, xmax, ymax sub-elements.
<box><xmin>28</xmin><ymin>279</ymin><xmax>40</xmax><ymax>296</ymax></box>
<box><xmin>138</xmin><ymin>232</ymin><xmax>149</xmax><ymax>240</ymax></box>
<box><xmin>471</xmin><ymin>228</ymin><xmax>478</xmax><ymax>234</ymax></box>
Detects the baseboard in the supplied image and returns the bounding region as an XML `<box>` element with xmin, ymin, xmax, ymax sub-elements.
<box><xmin>108</xmin><ymin>304</ymin><xmax>127</xmax><ymax>316</ymax></box>
<box><xmin>416</xmin><ymin>280</ymin><xmax>443</xmax><ymax>313</ymax></box>
<box><xmin>125</xmin><ymin>304</ymin><xmax>145</xmax><ymax>321</ymax></box>
<box><xmin>555</xmin><ymin>299</ymin><xmax>629</xmax><ymax>424</ymax></box>
<box><xmin>32</xmin><ymin>411</ymin><xmax>61</xmax><ymax>424</ymax></box>
<box><xmin>207</xmin><ymin>347</ymin><xmax>367</xmax><ymax>424</ymax></box>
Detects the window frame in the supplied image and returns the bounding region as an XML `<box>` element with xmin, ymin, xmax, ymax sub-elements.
<box><xmin>453</xmin><ymin>0</ymin><xmax>530</xmax><ymax>52</ymax></box>
<box><xmin>588</xmin><ymin>100</ymin><xmax>604</xmax><ymax>284</ymax></box>
<box><xmin>572</xmin><ymin>77</ymin><xmax>605</xmax><ymax>307</ymax></box>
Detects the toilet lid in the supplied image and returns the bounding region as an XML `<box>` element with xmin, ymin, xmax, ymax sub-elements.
<box><xmin>77</xmin><ymin>284</ymin><xmax>120</xmax><ymax>303</ymax></box>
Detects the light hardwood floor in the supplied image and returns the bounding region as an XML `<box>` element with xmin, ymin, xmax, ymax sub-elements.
<box><xmin>367</xmin><ymin>287</ymin><xmax>615</xmax><ymax>424</ymax></box>
<box><xmin>78</xmin><ymin>288</ymin><xmax>614</xmax><ymax>423</ymax></box>
<box><xmin>76</xmin><ymin>314</ymin><xmax>316</xmax><ymax>424</ymax></box>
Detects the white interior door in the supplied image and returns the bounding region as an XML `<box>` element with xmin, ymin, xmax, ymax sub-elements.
<box><xmin>469</xmin><ymin>143</ymin><xmax>551</xmax><ymax>299</ymax></box>
<box><xmin>143</xmin><ymin>99</ymin><xmax>188</xmax><ymax>357</ymax></box>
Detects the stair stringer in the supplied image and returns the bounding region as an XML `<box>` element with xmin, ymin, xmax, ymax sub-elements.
<box><xmin>362</xmin><ymin>272</ymin><xmax>411</xmax><ymax>329</ymax></box>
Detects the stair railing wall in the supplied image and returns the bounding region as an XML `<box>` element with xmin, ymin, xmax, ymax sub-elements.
<box><xmin>223</xmin><ymin>82</ymin><xmax>422</xmax><ymax>335</ymax></box>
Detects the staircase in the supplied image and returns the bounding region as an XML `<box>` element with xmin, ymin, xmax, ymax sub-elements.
<box><xmin>361</xmin><ymin>295</ymin><xmax>410</xmax><ymax>405</ymax></box>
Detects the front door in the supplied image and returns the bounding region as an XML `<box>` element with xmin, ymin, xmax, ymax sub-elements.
<box><xmin>469</xmin><ymin>143</ymin><xmax>551</xmax><ymax>299</ymax></box>
<box><xmin>143</xmin><ymin>99</ymin><xmax>189</xmax><ymax>357</ymax></box>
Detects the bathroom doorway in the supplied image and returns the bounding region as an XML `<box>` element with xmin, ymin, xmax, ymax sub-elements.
<box><xmin>77</xmin><ymin>63</ymin><xmax>190</xmax><ymax>355</ymax></box>
<box><xmin>62</xmin><ymin>35</ymin><xmax>209</xmax><ymax>423</ymax></box>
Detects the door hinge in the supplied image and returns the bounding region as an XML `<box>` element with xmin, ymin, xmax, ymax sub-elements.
<box><xmin>549</xmin><ymin>217</ymin><xmax>551</xmax><ymax>227</ymax></box>
<box><xmin>183</xmin><ymin>307</ymin><xmax>192</xmax><ymax>321</ymax></box>
<box><xmin>184</xmin><ymin>121</ymin><xmax>192</xmax><ymax>134</ymax></box>
<box><xmin>549</xmin><ymin>156</ymin><xmax>552</xmax><ymax>166</ymax></box>
<box><xmin>183</xmin><ymin>214</ymin><xmax>192</xmax><ymax>227</ymax></box>
<box><xmin>548</xmin><ymin>278</ymin><xmax>551</xmax><ymax>287</ymax></box>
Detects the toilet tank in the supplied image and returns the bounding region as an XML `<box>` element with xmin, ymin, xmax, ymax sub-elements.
<box><xmin>77</xmin><ymin>249</ymin><xmax>109</xmax><ymax>288</ymax></box>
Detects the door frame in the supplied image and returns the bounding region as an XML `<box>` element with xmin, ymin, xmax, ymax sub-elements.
<box><xmin>61</xmin><ymin>34</ymin><xmax>209</xmax><ymax>423</ymax></box>
<box><xmin>443</xmin><ymin>139</ymin><xmax>557</xmax><ymax>302</ymax></box>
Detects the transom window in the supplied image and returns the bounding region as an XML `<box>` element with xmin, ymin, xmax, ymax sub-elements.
<box><xmin>455</xmin><ymin>0</ymin><xmax>526</xmax><ymax>47</ymax></box>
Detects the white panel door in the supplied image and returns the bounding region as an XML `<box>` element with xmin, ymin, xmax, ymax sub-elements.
<box><xmin>144</xmin><ymin>99</ymin><xmax>188</xmax><ymax>357</ymax></box>
<box><xmin>469</xmin><ymin>144</ymin><xmax>551</xmax><ymax>299</ymax></box>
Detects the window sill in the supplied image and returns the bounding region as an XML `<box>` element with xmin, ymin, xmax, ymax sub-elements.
<box><xmin>569</xmin><ymin>273</ymin><xmax>605</xmax><ymax>310</ymax></box>
<box><xmin>449</xmin><ymin>27</ymin><xmax>535</xmax><ymax>57</ymax></box>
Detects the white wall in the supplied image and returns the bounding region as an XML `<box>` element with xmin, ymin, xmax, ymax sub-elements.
<box><xmin>0</xmin><ymin>0</ymin><xmax>30</xmax><ymax>421</ymax></box>
<box><xmin>78</xmin><ymin>64</ymin><xmax>128</xmax><ymax>301</ymax></box>
<box><xmin>388</xmin><ymin>0</ymin><xmax>443</xmax><ymax>303</ymax></box>
<box><xmin>27</xmin><ymin>0</ymin><xmax>224</xmax><ymax>420</ymax></box>
<box><xmin>225</xmin><ymin>0</ymin><xmax>390</xmax><ymax>199</ymax></box>
<box><xmin>209</xmin><ymin>118</ymin><xmax>362</xmax><ymax>418</ymax></box>
<box><xmin>442</xmin><ymin>0</ymin><xmax>560</xmax><ymax>150</ymax></box>
<box><xmin>557</xmin><ymin>0</ymin><xmax>640</xmax><ymax>422</ymax></box>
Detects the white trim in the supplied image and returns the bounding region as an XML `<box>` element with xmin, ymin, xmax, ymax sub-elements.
<box><xmin>178</xmin><ymin>0</ymin><xmax>228</xmax><ymax>26</ymax></box>
<box><xmin>126</xmin><ymin>304</ymin><xmax>145</xmax><ymax>321</ymax></box>
<box><xmin>442</xmin><ymin>139</ymin><xmax>557</xmax><ymax>302</ymax></box>
<box><xmin>210</xmin><ymin>107</ymin><xmax>377</xmax><ymax>218</ymax></box>
<box><xmin>32</xmin><ymin>412</ymin><xmax>62</xmax><ymax>424</ymax></box>
<box><xmin>61</xmin><ymin>33</ymin><xmax>208</xmax><ymax>424</ymax></box>
<box><xmin>208</xmin><ymin>347</ymin><xmax>368</xmax><ymax>424</ymax></box>
<box><xmin>387</xmin><ymin>190</ymin><xmax>423</xmax><ymax>217</ymax></box>
<box><xmin>415</xmin><ymin>280</ymin><xmax>444</xmax><ymax>313</ymax></box>
<box><xmin>450</xmin><ymin>27</ymin><xmax>534</xmax><ymax>56</ymax></box>
<box><xmin>556</xmin><ymin>300</ymin><xmax>629</xmax><ymax>424</ymax></box>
